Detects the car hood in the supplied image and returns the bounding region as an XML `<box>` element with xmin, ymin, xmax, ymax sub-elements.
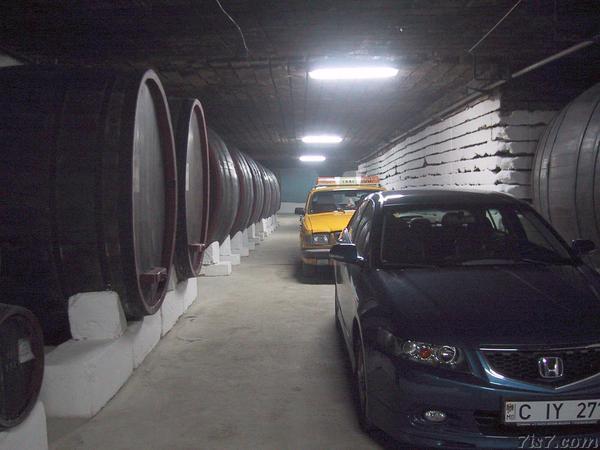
<box><xmin>372</xmin><ymin>265</ymin><xmax>600</xmax><ymax>348</ymax></box>
<box><xmin>305</xmin><ymin>211</ymin><xmax>354</xmax><ymax>233</ymax></box>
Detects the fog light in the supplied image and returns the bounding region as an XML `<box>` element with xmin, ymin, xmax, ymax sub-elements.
<box><xmin>424</xmin><ymin>410</ymin><xmax>447</xmax><ymax>423</ymax></box>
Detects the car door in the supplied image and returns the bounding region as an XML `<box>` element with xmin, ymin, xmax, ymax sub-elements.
<box><xmin>339</xmin><ymin>200</ymin><xmax>374</xmax><ymax>336</ymax></box>
<box><xmin>336</xmin><ymin>202</ymin><xmax>365</xmax><ymax>334</ymax></box>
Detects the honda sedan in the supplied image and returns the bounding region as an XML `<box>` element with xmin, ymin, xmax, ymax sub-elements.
<box><xmin>331</xmin><ymin>189</ymin><xmax>600</xmax><ymax>448</ymax></box>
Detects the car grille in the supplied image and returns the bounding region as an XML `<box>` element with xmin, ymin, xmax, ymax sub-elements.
<box><xmin>482</xmin><ymin>346</ymin><xmax>600</xmax><ymax>386</ymax></box>
<box><xmin>474</xmin><ymin>410</ymin><xmax>599</xmax><ymax>436</ymax></box>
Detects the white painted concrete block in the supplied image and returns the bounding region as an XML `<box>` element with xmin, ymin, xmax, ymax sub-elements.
<box><xmin>167</xmin><ymin>264</ymin><xmax>177</xmax><ymax>291</ymax></box>
<box><xmin>243</xmin><ymin>229</ymin><xmax>256</xmax><ymax>250</ymax></box>
<box><xmin>248</xmin><ymin>223</ymin><xmax>258</xmax><ymax>239</ymax></box>
<box><xmin>124</xmin><ymin>312</ymin><xmax>161</xmax><ymax>368</ymax></box>
<box><xmin>0</xmin><ymin>400</ymin><xmax>48</xmax><ymax>450</ymax></box>
<box><xmin>220</xmin><ymin>253</ymin><xmax>241</xmax><ymax>265</ymax></box>
<box><xmin>230</xmin><ymin>231</ymin><xmax>250</xmax><ymax>257</ymax></box>
<box><xmin>219</xmin><ymin>236</ymin><xmax>232</xmax><ymax>256</ymax></box>
<box><xmin>68</xmin><ymin>291</ymin><xmax>127</xmax><ymax>341</ymax></box>
<box><xmin>160</xmin><ymin>290</ymin><xmax>185</xmax><ymax>336</ymax></box>
<box><xmin>184</xmin><ymin>277</ymin><xmax>199</xmax><ymax>309</ymax></box>
<box><xmin>41</xmin><ymin>337</ymin><xmax>133</xmax><ymax>418</ymax></box>
<box><xmin>200</xmin><ymin>261</ymin><xmax>232</xmax><ymax>277</ymax></box>
<box><xmin>258</xmin><ymin>219</ymin><xmax>271</xmax><ymax>236</ymax></box>
<box><xmin>202</xmin><ymin>241</ymin><xmax>220</xmax><ymax>265</ymax></box>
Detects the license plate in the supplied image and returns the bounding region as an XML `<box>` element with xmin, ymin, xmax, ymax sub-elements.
<box><xmin>316</xmin><ymin>259</ymin><xmax>329</xmax><ymax>266</ymax></box>
<box><xmin>504</xmin><ymin>399</ymin><xmax>600</xmax><ymax>425</ymax></box>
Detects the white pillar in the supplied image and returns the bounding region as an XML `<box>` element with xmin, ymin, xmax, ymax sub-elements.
<box><xmin>202</xmin><ymin>241</ymin><xmax>220</xmax><ymax>264</ymax></box>
<box><xmin>230</xmin><ymin>231</ymin><xmax>250</xmax><ymax>257</ymax></box>
<box><xmin>256</xmin><ymin>220</ymin><xmax>267</xmax><ymax>239</ymax></box>
<box><xmin>248</xmin><ymin>223</ymin><xmax>260</xmax><ymax>244</ymax></box>
<box><xmin>244</xmin><ymin>228</ymin><xmax>256</xmax><ymax>250</ymax></box>
<box><xmin>219</xmin><ymin>236</ymin><xmax>240</xmax><ymax>265</ymax></box>
<box><xmin>200</xmin><ymin>241</ymin><xmax>232</xmax><ymax>276</ymax></box>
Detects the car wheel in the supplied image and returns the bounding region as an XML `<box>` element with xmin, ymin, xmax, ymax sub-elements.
<box><xmin>334</xmin><ymin>287</ymin><xmax>342</xmax><ymax>333</ymax></box>
<box><xmin>354</xmin><ymin>337</ymin><xmax>375</xmax><ymax>432</ymax></box>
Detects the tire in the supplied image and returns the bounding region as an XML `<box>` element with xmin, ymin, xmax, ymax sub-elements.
<box><xmin>334</xmin><ymin>287</ymin><xmax>342</xmax><ymax>333</ymax></box>
<box><xmin>302</xmin><ymin>262</ymin><xmax>315</xmax><ymax>278</ymax></box>
<box><xmin>354</xmin><ymin>337</ymin><xmax>375</xmax><ymax>432</ymax></box>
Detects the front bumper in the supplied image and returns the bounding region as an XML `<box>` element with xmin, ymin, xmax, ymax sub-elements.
<box><xmin>301</xmin><ymin>247</ymin><xmax>332</xmax><ymax>266</ymax></box>
<box><xmin>366</xmin><ymin>351</ymin><xmax>600</xmax><ymax>448</ymax></box>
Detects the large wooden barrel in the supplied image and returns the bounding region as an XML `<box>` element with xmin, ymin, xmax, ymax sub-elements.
<box><xmin>246</xmin><ymin>157</ymin><xmax>265</xmax><ymax>226</ymax></box>
<box><xmin>0</xmin><ymin>304</ymin><xmax>44</xmax><ymax>429</ymax></box>
<box><xmin>206</xmin><ymin>129</ymin><xmax>239</xmax><ymax>244</ymax></box>
<box><xmin>229</xmin><ymin>149</ymin><xmax>255</xmax><ymax>236</ymax></box>
<box><xmin>258</xmin><ymin>163</ymin><xmax>273</xmax><ymax>220</ymax></box>
<box><xmin>0</xmin><ymin>66</ymin><xmax>177</xmax><ymax>344</ymax></box>
<box><xmin>266</xmin><ymin>168</ymin><xmax>281</xmax><ymax>216</ymax></box>
<box><xmin>169</xmin><ymin>98</ymin><xmax>210</xmax><ymax>280</ymax></box>
<box><xmin>532</xmin><ymin>82</ymin><xmax>600</xmax><ymax>248</ymax></box>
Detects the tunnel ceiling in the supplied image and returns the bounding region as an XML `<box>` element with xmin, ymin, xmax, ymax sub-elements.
<box><xmin>1</xmin><ymin>0</ymin><xmax>598</xmax><ymax>165</ymax></box>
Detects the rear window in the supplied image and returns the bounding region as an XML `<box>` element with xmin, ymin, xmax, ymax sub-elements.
<box><xmin>308</xmin><ymin>190</ymin><xmax>374</xmax><ymax>214</ymax></box>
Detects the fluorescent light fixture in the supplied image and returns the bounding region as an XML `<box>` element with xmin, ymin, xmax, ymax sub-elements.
<box><xmin>309</xmin><ymin>66</ymin><xmax>399</xmax><ymax>80</ymax></box>
<box><xmin>301</xmin><ymin>134</ymin><xmax>343</xmax><ymax>144</ymax></box>
<box><xmin>299</xmin><ymin>155</ymin><xmax>326</xmax><ymax>162</ymax></box>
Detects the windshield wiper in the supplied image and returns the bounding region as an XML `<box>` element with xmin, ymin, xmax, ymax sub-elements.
<box><xmin>456</xmin><ymin>257</ymin><xmax>573</xmax><ymax>266</ymax></box>
<box><xmin>384</xmin><ymin>263</ymin><xmax>438</xmax><ymax>269</ymax></box>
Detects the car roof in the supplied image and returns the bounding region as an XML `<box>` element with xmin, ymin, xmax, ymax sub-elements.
<box><xmin>376</xmin><ymin>189</ymin><xmax>522</xmax><ymax>207</ymax></box>
<box><xmin>310</xmin><ymin>185</ymin><xmax>384</xmax><ymax>193</ymax></box>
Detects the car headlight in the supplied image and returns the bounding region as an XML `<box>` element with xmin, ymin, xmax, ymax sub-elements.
<box><xmin>375</xmin><ymin>328</ymin><xmax>468</xmax><ymax>371</ymax></box>
<box><xmin>311</xmin><ymin>233</ymin><xmax>330</xmax><ymax>245</ymax></box>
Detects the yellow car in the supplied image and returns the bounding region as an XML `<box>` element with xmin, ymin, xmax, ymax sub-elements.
<box><xmin>295</xmin><ymin>176</ymin><xmax>384</xmax><ymax>275</ymax></box>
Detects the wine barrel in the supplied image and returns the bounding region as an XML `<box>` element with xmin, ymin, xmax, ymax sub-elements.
<box><xmin>206</xmin><ymin>129</ymin><xmax>239</xmax><ymax>244</ymax></box>
<box><xmin>229</xmin><ymin>149</ymin><xmax>254</xmax><ymax>236</ymax></box>
<box><xmin>258</xmin><ymin>163</ymin><xmax>273</xmax><ymax>220</ymax></box>
<box><xmin>532</xmin><ymin>82</ymin><xmax>600</xmax><ymax>248</ymax></box>
<box><xmin>169</xmin><ymin>98</ymin><xmax>210</xmax><ymax>280</ymax></box>
<box><xmin>0</xmin><ymin>304</ymin><xmax>44</xmax><ymax>429</ymax></box>
<box><xmin>246</xmin><ymin>156</ymin><xmax>265</xmax><ymax>226</ymax></box>
<box><xmin>266</xmin><ymin>168</ymin><xmax>281</xmax><ymax>216</ymax></box>
<box><xmin>0</xmin><ymin>66</ymin><xmax>177</xmax><ymax>344</ymax></box>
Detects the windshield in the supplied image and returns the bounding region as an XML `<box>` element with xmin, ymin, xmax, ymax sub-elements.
<box><xmin>381</xmin><ymin>205</ymin><xmax>573</xmax><ymax>267</ymax></box>
<box><xmin>308</xmin><ymin>190</ymin><xmax>374</xmax><ymax>214</ymax></box>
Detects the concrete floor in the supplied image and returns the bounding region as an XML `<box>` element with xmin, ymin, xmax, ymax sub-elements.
<box><xmin>48</xmin><ymin>215</ymin><xmax>401</xmax><ymax>450</ymax></box>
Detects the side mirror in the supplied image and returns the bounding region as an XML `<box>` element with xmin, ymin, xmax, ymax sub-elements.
<box><xmin>571</xmin><ymin>239</ymin><xmax>596</xmax><ymax>255</ymax></box>
<box><xmin>330</xmin><ymin>243</ymin><xmax>363</xmax><ymax>265</ymax></box>
<box><xmin>294</xmin><ymin>207</ymin><xmax>305</xmax><ymax>215</ymax></box>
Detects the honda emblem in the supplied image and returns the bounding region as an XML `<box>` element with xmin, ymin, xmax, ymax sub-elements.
<box><xmin>538</xmin><ymin>356</ymin><xmax>564</xmax><ymax>379</ymax></box>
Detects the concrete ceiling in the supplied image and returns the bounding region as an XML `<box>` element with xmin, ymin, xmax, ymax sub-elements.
<box><xmin>1</xmin><ymin>0</ymin><xmax>598</xmax><ymax>166</ymax></box>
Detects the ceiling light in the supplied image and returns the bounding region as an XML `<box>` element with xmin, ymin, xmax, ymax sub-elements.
<box><xmin>301</xmin><ymin>135</ymin><xmax>342</xmax><ymax>144</ymax></box>
<box><xmin>299</xmin><ymin>155</ymin><xmax>326</xmax><ymax>162</ymax></box>
<box><xmin>309</xmin><ymin>66</ymin><xmax>399</xmax><ymax>80</ymax></box>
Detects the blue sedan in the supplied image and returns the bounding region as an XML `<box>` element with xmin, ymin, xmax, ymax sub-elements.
<box><xmin>331</xmin><ymin>189</ymin><xmax>600</xmax><ymax>449</ymax></box>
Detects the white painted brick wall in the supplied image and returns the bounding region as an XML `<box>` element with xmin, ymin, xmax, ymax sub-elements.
<box><xmin>358</xmin><ymin>96</ymin><xmax>557</xmax><ymax>201</ymax></box>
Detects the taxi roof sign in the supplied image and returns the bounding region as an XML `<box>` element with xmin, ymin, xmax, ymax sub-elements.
<box><xmin>316</xmin><ymin>176</ymin><xmax>380</xmax><ymax>186</ymax></box>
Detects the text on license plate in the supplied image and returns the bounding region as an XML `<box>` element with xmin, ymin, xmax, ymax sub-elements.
<box><xmin>504</xmin><ymin>399</ymin><xmax>600</xmax><ymax>425</ymax></box>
